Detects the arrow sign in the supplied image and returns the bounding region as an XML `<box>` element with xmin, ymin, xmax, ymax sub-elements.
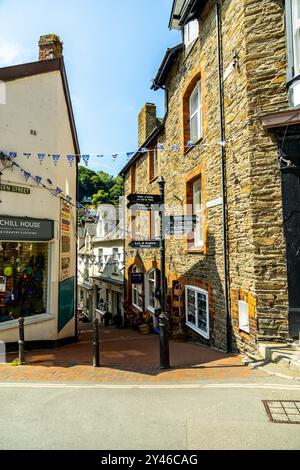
<box><xmin>127</xmin><ymin>203</ymin><xmax>160</xmax><ymax>211</ymax></box>
<box><xmin>127</xmin><ymin>194</ymin><xmax>162</xmax><ymax>205</ymax></box>
<box><xmin>129</xmin><ymin>240</ymin><xmax>160</xmax><ymax>249</ymax></box>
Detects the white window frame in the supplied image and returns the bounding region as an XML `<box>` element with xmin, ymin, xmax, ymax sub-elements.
<box><xmin>189</xmin><ymin>81</ymin><xmax>202</xmax><ymax>143</ymax></box>
<box><xmin>185</xmin><ymin>286</ymin><xmax>209</xmax><ymax>339</ymax></box>
<box><xmin>192</xmin><ymin>177</ymin><xmax>204</xmax><ymax>249</ymax></box>
<box><xmin>132</xmin><ymin>266</ymin><xmax>143</xmax><ymax>311</ymax></box>
<box><xmin>238</xmin><ymin>300</ymin><xmax>250</xmax><ymax>334</ymax></box>
<box><xmin>184</xmin><ymin>18</ymin><xmax>199</xmax><ymax>47</ymax></box>
<box><xmin>292</xmin><ymin>0</ymin><xmax>300</xmax><ymax>76</ymax></box>
<box><xmin>145</xmin><ymin>269</ymin><xmax>156</xmax><ymax>313</ymax></box>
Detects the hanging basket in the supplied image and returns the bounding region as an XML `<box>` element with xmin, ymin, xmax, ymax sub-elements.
<box><xmin>172</xmin><ymin>316</ymin><xmax>184</xmax><ymax>325</ymax></box>
<box><xmin>174</xmin><ymin>283</ymin><xmax>185</xmax><ymax>297</ymax></box>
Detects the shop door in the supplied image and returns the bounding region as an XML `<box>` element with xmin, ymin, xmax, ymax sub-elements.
<box><xmin>281</xmin><ymin>165</ymin><xmax>300</xmax><ymax>339</ymax></box>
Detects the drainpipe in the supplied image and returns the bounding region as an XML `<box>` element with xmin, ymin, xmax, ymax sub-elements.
<box><xmin>216</xmin><ymin>0</ymin><xmax>231</xmax><ymax>353</ymax></box>
<box><xmin>121</xmin><ymin>173</ymin><xmax>127</xmax><ymax>327</ymax></box>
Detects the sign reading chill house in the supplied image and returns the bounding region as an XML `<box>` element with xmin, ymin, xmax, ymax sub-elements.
<box><xmin>0</xmin><ymin>216</ymin><xmax>54</xmax><ymax>241</ymax></box>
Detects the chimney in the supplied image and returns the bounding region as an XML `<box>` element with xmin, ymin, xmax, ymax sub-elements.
<box><xmin>39</xmin><ymin>34</ymin><xmax>63</xmax><ymax>61</ymax></box>
<box><xmin>138</xmin><ymin>103</ymin><xmax>157</xmax><ymax>147</ymax></box>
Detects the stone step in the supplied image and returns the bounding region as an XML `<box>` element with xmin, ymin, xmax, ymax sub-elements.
<box><xmin>271</xmin><ymin>351</ymin><xmax>300</xmax><ymax>373</ymax></box>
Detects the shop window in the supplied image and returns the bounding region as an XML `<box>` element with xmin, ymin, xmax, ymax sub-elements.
<box><xmin>132</xmin><ymin>266</ymin><xmax>143</xmax><ymax>311</ymax></box>
<box><xmin>145</xmin><ymin>269</ymin><xmax>156</xmax><ymax>312</ymax></box>
<box><xmin>0</xmin><ymin>242</ymin><xmax>49</xmax><ymax>323</ymax></box>
<box><xmin>238</xmin><ymin>300</ymin><xmax>250</xmax><ymax>334</ymax></box>
<box><xmin>185</xmin><ymin>286</ymin><xmax>209</xmax><ymax>339</ymax></box>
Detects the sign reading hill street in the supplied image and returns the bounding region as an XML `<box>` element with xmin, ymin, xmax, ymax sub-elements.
<box><xmin>129</xmin><ymin>240</ymin><xmax>160</xmax><ymax>249</ymax></box>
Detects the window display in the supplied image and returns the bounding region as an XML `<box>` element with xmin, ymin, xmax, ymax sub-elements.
<box><xmin>0</xmin><ymin>242</ymin><xmax>48</xmax><ymax>323</ymax></box>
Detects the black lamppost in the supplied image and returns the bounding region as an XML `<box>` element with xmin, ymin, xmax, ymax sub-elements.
<box><xmin>158</xmin><ymin>176</ymin><xmax>170</xmax><ymax>370</ymax></box>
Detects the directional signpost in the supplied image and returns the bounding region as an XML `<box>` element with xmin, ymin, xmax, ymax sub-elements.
<box><xmin>129</xmin><ymin>240</ymin><xmax>160</xmax><ymax>249</ymax></box>
<box><xmin>127</xmin><ymin>185</ymin><xmax>170</xmax><ymax>370</ymax></box>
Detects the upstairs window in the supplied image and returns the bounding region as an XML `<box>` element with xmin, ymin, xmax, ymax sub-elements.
<box><xmin>292</xmin><ymin>0</ymin><xmax>300</xmax><ymax>75</ymax></box>
<box><xmin>189</xmin><ymin>81</ymin><xmax>202</xmax><ymax>143</ymax></box>
<box><xmin>184</xmin><ymin>19</ymin><xmax>199</xmax><ymax>48</ymax></box>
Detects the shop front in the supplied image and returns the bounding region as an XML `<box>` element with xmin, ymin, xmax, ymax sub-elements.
<box><xmin>0</xmin><ymin>215</ymin><xmax>73</xmax><ymax>347</ymax></box>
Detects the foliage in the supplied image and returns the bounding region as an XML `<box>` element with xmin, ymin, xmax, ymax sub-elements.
<box><xmin>78</xmin><ymin>167</ymin><xmax>123</xmax><ymax>206</ymax></box>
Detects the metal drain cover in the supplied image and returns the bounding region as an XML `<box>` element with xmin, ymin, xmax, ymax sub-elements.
<box><xmin>263</xmin><ymin>401</ymin><xmax>300</xmax><ymax>424</ymax></box>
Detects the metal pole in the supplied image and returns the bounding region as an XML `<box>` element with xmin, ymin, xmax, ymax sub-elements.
<box><xmin>18</xmin><ymin>317</ymin><xmax>26</xmax><ymax>365</ymax></box>
<box><xmin>93</xmin><ymin>318</ymin><xmax>100</xmax><ymax>367</ymax></box>
<box><xmin>158</xmin><ymin>176</ymin><xmax>170</xmax><ymax>370</ymax></box>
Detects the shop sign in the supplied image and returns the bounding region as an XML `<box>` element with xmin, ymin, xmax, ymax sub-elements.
<box><xmin>0</xmin><ymin>216</ymin><xmax>54</xmax><ymax>241</ymax></box>
<box><xmin>0</xmin><ymin>183</ymin><xmax>30</xmax><ymax>195</ymax></box>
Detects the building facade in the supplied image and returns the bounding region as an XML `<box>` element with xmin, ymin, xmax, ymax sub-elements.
<box><xmin>78</xmin><ymin>207</ymin><xmax>125</xmax><ymax>325</ymax></box>
<box><xmin>0</xmin><ymin>35</ymin><xmax>79</xmax><ymax>348</ymax></box>
<box><xmin>120</xmin><ymin>0</ymin><xmax>300</xmax><ymax>355</ymax></box>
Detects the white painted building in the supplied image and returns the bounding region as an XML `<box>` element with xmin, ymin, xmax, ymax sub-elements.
<box><xmin>0</xmin><ymin>35</ymin><xmax>79</xmax><ymax>348</ymax></box>
<box><xmin>78</xmin><ymin>207</ymin><xmax>124</xmax><ymax>325</ymax></box>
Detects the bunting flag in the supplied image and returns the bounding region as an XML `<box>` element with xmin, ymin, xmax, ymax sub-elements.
<box><xmin>52</xmin><ymin>154</ymin><xmax>60</xmax><ymax>165</ymax></box>
<box><xmin>0</xmin><ymin>140</ymin><xmax>227</xmax><ymax>167</ymax></box>
<box><xmin>67</xmin><ymin>154</ymin><xmax>75</xmax><ymax>167</ymax></box>
<box><xmin>54</xmin><ymin>187</ymin><xmax>62</xmax><ymax>196</ymax></box>
<box><xmin>35</xmin><ymin>176</ymin><xmax>42</xmax><ymax>185</ymax></box>
<box><xmin>38</xmin><ymin>153</ymin><xmax>46</xmax><ymax>164</ymax></box>
<box><xmin>0</xmin><ymin>151</ymin><xmax>99</xmax><ymax>221</ymax></box>
<box><xmin>82</xmin><ymin>155</ymin><xmax>90</xmax><ymax>167</ymax></box>
<box><xmin>23</xmin><ymin>171</ymin><xmax>31</xmax><ymax>181</ymax></box>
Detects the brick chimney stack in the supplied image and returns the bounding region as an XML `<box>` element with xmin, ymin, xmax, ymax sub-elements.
<box><xmin>39</xmin><ymin>34</ymin><xmax>63</xmax><ymax>61</ymax></box>
<box><xmin>138</xmin><ymin>103</ymin><xmax>157</xmax><ymax>147</ymax></box>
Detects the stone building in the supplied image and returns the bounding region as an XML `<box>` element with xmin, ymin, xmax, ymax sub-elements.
<box><xmin>120</xmin><ymin>0</ymin><xmax>300</xmax><ymax>354</ymax></box>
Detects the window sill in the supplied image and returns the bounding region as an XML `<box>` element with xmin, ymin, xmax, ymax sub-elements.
<box><xmin>186</xmin><ymin>321</ymin><xmax>209</xmax><ymax>340</ymax></box>
<box><xmin>183</xmin><ymin>138</ymin><xmax>203</xmax><ymax>155</ymax></box>
<box><xmin>0</xmin><ymin>314</ymin><xmax>55</xmax><ymax>332</ymax></box>
<box><xmin>132</xmin><ymin>304</ymin><xmax>143</xmax><ymax>313</ymax></box>
<box><xmin>186</xmin><ymin>246</ymin><xmax>205</xmax><ymax>254</ymax></box>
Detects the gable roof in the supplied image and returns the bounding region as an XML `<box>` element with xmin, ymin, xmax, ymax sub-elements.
<box><xmin>0</xmin><ymin>57</ymin><xmax>80</xmax><ymax>156</ymax></box>
<box><xmin>151</xmin><ymin>43</ymin><xmax>183</xmax><ymax>91</ymax></box>
<box><xmin>169</xmin><ymin>0</ymin><xmax>203</xmax><ymax>29</ymax></box>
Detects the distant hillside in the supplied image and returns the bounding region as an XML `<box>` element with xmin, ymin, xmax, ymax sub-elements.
<box><xmin>78</xmin><ymin>166</ymin><xmax>123</xmax><ymax>206</ymax></box>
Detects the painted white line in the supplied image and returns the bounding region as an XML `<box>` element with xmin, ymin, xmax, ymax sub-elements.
<box><xmin>0</xmin><ymin>382</ymin><xmax>299</xmax><ymax>391</ymax></box>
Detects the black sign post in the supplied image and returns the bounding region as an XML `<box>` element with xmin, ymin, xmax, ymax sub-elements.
<box><xmin>127</xmin><ymin>185</ymin><xmax>170</xmax><ymax>370</ymax></box>
<box><xmin>158</xmin><ymin>177</ymin><xmax>170</xmax><ymax>370</ymax></box>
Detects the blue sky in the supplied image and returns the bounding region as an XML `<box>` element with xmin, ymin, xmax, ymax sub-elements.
<box><xmin>0</xmin><ymin>0</ymin><xmax>181</xmax><ymax>175</ymax></box>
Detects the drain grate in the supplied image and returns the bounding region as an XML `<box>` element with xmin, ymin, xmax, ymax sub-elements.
<box><xmin>263</xmin><ymin>401</ymin><xmax>300</xmax><ymax>424</ymax></box>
